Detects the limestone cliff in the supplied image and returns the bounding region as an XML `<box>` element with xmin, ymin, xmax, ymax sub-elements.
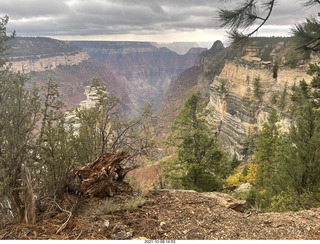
<box><xmin>8</xmin><ymin>37</ymin><xmax>89</xmax><ymax>73</ymax></box>
<box><xmin>206</xmin><ymin>41</ymin><xmax>319</xmax><ymax>158</ymax></box>
<box><xmin>9</xmin><ymin>52</ymin><xmax>89</xmax><ymax>73</ymax></box>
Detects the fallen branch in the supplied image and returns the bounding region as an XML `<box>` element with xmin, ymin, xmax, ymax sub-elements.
<box><xmin>52</xmin><ymin>196</ymin><xmax>78</xmax><ymax>234</ymax></box>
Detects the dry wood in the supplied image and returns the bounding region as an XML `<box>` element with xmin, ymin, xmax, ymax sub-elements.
<box><xmin>66</xmin><ymin>151</ymin><xmax>137</xmax><ymax>198</ymax></box>
<box><xmin>21</xmin><ymin>164</ymin><xmax>36</xmax><ymax>224</ymax></box>
<box><xmin>51</xmin><ymin>195</ymin><xmax>78</xmax><ymax>234</ymax></box>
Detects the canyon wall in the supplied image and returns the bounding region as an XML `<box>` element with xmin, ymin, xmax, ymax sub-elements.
<box><xmin>9</xmin><ymin>52</ymin><xmax>89</xmax><ymax>73</ymax></box>
<box><xmin>206</xmin><ymin>49</ymin><xmax>319</xmax><ymax>158</ymax></box>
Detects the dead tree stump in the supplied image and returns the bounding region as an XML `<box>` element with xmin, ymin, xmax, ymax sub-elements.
<box><xmin>65</xmin><ymin>151</ymin><xmax>138</xmax><ymax>198</ymax></box>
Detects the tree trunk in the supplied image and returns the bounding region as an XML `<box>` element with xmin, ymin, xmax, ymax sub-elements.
<box><xmin>65</xmin><ymin>151</ymin><xmax>138</xmax><ymax>198</ymax></box>
<box><xmin>21</xmin><ymin>164</ymin><xmax>36</xmax><ymax>224</ymax></box>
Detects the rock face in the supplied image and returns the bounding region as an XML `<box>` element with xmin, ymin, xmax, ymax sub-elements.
<box><xmin>73</xmin><ymin>41</ymin><xmax>206</xmax><ymax>117</ymax></box>
<box><xmin>8</xmin><ymin>37</ymin><xmax>89</xmax><ymax>73</ymax></box>
<box><xmin>206</xmin><ymin>55</ymin><xmax>314</xmax><ymax>157</ymax></box>
<box><xmin>10</xmin><ymin>52</ymin><xmax>89</xmax><ymax>73</ymax></box>
<box><xmin>64</xmin><ymin>84</ymin><xmax>108</xmax><ymax>131</ymax></box>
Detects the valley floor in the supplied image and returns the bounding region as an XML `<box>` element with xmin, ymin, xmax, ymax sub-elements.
<box><xmin>1</xmin><ymin>190</ymin><xmax>320</xmax><ymax>240</ymax></box>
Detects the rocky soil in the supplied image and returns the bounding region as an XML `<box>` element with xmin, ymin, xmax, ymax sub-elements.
<box><xmin>1</xmin><ymin>189</ymin><xmax>320</xmax><ymax>240</ymax></box>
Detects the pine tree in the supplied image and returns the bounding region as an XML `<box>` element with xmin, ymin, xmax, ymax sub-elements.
<box><xmin>269</xmin><ymin>67</ymin><xmax>320</xmax><ymax>210</ymax></box>
<box><xmin>254</xmin><ymin>109</ymin><xmax>281</xmax><ymax>190</ymax></box>
<box><xmin>163</xmin><ymin>92</ymin><xmax>228</xmax><ymax>192</ymax></box>
<box><xmin>276</xmin><ymin>102</ymin><xmax>320</xmax><ymax>194</ymax></box>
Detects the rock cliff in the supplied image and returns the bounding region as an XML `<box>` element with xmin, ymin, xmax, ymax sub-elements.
<box><xmin>9</xmin><ymin>52</ymin><xmax>89</xmax><ymax>73</ymax></box>
<box><xmin>206</xmin><ymin>49</ymin><xmax>319</xmax><ymax>158</ymax></box>
<box><xmin>8</xmin><ymin>37</ymin><xmax>89</xmax><ymax>73</ymax></box>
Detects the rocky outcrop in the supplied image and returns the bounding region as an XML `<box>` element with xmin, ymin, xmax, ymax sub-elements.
<box><xmin>206</xmin><ymin>50</ymin><xmax>316</xmax><ymax>158</ymax></box>
<box><xmin>64</xmin><ymin>83</ymin><xmax>108</xmax><ymax>131</ymax></box>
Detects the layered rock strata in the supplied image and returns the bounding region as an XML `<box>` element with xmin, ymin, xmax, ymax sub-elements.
<box><xmin>206</xmin><ymin>56</ymin><xmax>315</xmax><ymax>158</ymax></box>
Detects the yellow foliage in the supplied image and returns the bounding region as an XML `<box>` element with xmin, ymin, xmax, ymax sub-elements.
<box><xmin>312</xmin><ymin>107</ymin><xmax>320</xmax><ymax>113</ymax></box>
<box><xmin>259</xmin><ymin>189</ymin><xmax>266</xmax><ymax>195</ymax></box>
<box><xmin>245</xmin><ymin>163</ymin><xmax>257</xmax><ymax>183</ymax></box>
<box><xmin>225</xmin><ymin>169</ymin><xmax>245</xmax><ymax>188</ymax></box>
<box><xmin>224</xmin><ymin>162</ymin><xmax>258</xmax><ymax>189</ymax></box>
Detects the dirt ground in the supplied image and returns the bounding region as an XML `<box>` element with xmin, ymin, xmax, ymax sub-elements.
<box><xmin>1</xmin><ymin>189</ymin><xmax>320</xmax><ymax>240</ymax></box>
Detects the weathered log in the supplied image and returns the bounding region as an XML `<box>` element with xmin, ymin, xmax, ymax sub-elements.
<box><xmin>65</xmin><ymin>151</ymin><xmax>138</xmax><ymax>198</ymax></box>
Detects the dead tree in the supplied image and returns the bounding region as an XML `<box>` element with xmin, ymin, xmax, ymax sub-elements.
<box><xmin>65</xmin><ymin>151</ymin><xmax>138</xmax><ymax>198</ymax></box>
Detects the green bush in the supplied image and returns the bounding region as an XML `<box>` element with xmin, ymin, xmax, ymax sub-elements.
<box><xmin>270</xmin><ymin>188</ymin><xmax>320</xmax><ymax>212</ymax></box>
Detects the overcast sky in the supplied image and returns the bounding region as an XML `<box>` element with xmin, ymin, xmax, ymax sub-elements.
<box><xmin>1</xmin><ymin>0</ymin><xmax>319</xmax><ymax>45</ymax></box>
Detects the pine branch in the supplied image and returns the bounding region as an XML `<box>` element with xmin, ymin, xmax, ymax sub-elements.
<box><xmin>247</xmin><ymin>0</ymin><xmax>275</xmax><ymax>37</ymax></box>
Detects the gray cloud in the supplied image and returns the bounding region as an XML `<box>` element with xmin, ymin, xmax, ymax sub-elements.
<box><xmin>0</xmin><ymin>0</ymin><xmax>318</xmax><ymax>40</ymax></box>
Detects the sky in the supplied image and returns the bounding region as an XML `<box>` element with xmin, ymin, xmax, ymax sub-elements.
<box><xmin>1</xmin><ymin>0</ymin><xmax>319</xmax><ymax>47</ymax></box>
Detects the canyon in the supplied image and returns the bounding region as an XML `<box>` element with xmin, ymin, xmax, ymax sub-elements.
<box><xmin>7</xmin><ymin>36</ymin><xmax>319</xmax><ymax>160</ymax></box>
<box><xmin>73</xmin><ymin>41</ymin><xmax>206</xmax><ymax>117</ymax></box>
<box><xmin>7</xmin><ymin>37</ymin><xmax>205</xmax><ymax>118</ymax></box>
<box><xmin>7</xmin><ymin>37</ymin><xmax>129</xmax><ymax>110</ymax></box>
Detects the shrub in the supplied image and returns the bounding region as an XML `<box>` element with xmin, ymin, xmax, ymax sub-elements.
<box><xmin>126</xmin><ymin>195</ymin><xmax>146</xmax><ymax>210</ymax></box>
<box><xmin>270</xmin><ymin>188</ymin><xmax>320</xmax><ymax>212</ymax></box>
<box><xmin>273</xmin><ymin>61</ymin><xmax>279</xmax><ymax>79</ymax></box>
<box><xmin>97</xmin><ymin>198</ymin><xmax>118</xmax><ymax>214</ymax></box>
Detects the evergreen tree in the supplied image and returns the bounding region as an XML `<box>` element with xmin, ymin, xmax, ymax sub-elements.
<box><xmin>276</xmin><ymin>102</ymin><xmax>320</xmax><ymax>194</ymax></box>
<box><xmin>163</xmin><ymin>92</ymin><xmax>228</xmax><ymax>192</ymax></box>
<box><xmin>254</xmin><ymin>109</ymin><xmax>281</xmax><ymax>190</ymax></box>
<box><xmin>0</xmin><ymin>16</ymin><xmax>40</xmax><ymax>223</ymax></box>
<box><xmin>36</xmin><ymin>78</ymin><xmax>76</xmax><ymax>197</ymax></box>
